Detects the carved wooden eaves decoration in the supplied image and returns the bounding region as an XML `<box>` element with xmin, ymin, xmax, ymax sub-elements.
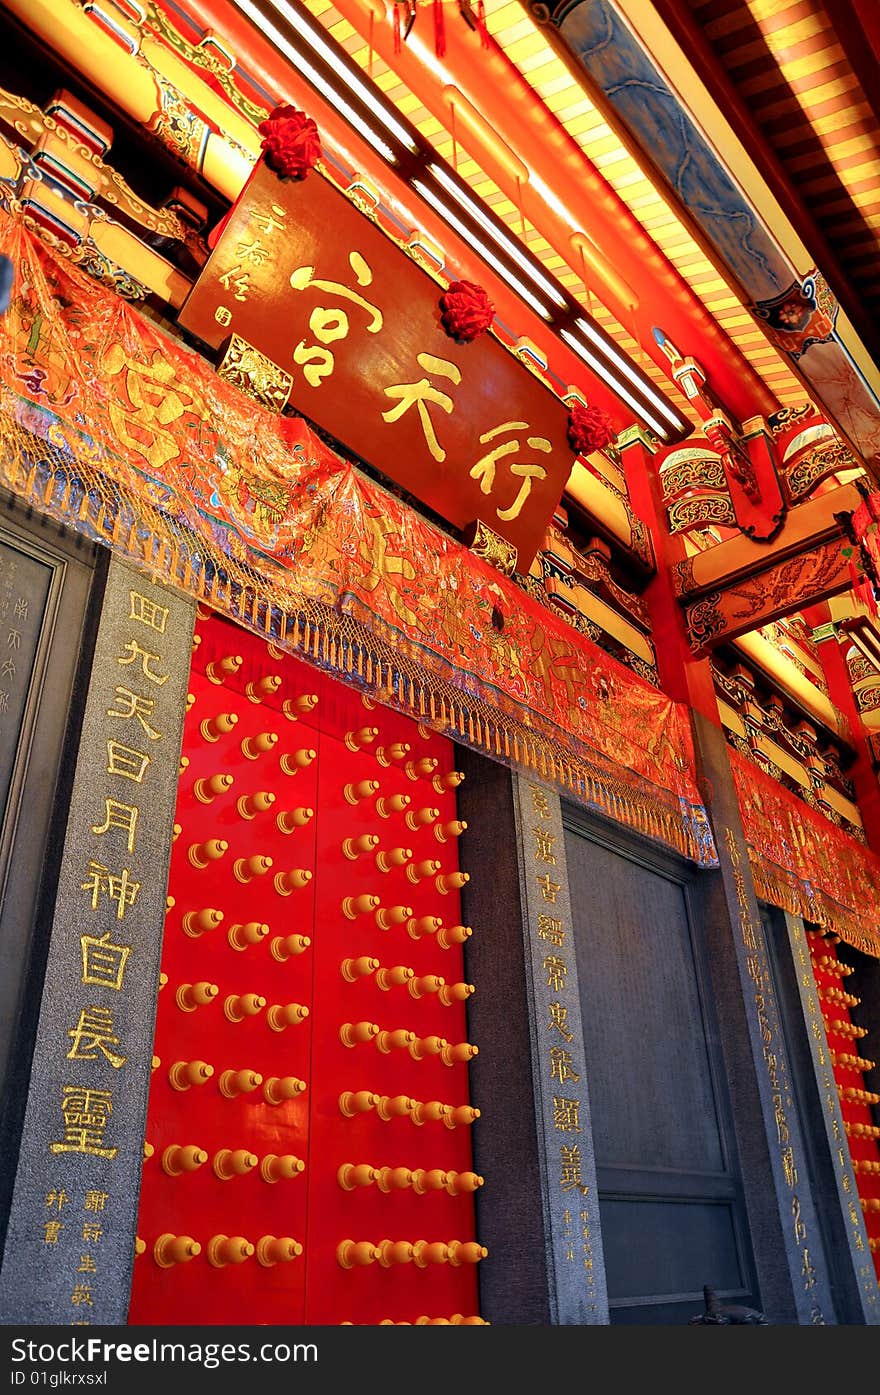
<box><xmin>712</xmin><ymin>652</ymin><xmax>860</xmax><ymax>835</ymax></box>
<box><xmin>653</xmin><ymin>330</ymin><xmax>786</xmax><ymax>542</ymax></box>
<box><xmin>0</xmin><ymin>84</ymin><xmax>197</xmax><ymax>305</ymax></box>
<box><xmin>674</xmin><ymin>481</ymin><xmax>865</xmax><ymax>654</ymax></box>
<box><xmin>683</xmin><ymin>544</ymin><xmax>852</xmax><ymax>656</ymax></box>
<box><xmin>654</xmin><ymin>334</ymin><xmax>862</xmax><ymax>546</ymax></box>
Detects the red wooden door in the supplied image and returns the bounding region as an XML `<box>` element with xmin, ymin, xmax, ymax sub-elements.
<box><xmin>129</xmin><ymin>608</ymin><xmax>483</xmax><ymax>1325</ymax></box>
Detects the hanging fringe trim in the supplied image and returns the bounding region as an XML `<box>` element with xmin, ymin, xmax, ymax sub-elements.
<box><xmin>0</xmin><ymin>418</ymin><xmax>718</xmax><ymax>871</ymax></box>
<box><xmin>749</xmin><ymin>851</ymin><xmax>880</xmax><ymax>960</ymax></box>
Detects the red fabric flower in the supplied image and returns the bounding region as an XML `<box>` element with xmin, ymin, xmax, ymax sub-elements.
<box><xmin>258</xmin><ymin>106</ymin><xmax>321</xmax><ymax>181</ymax></box>
<box><xmin>439</xmin><ymin>280</ymin><xmax>495</xmax><ymax>342</ymax></box>
<box><xmin>567</xmin><ymin>401</ymin><xmax>615</xmax><ymax>455</ymax></box>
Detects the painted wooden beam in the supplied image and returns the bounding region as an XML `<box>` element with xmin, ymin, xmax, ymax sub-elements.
<box><xmin>674</xmin><ymin>482</ymin><xmax>862</xmax><ymax>599</ymax></box>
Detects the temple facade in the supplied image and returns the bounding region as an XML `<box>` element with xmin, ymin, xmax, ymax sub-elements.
<box><xmin>0</xmin><ymin>0</ymin><xmax>878</xmax><ymax>1327</ymax></box>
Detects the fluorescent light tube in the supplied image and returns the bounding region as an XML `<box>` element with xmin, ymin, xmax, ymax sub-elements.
<box><xmin>575</xmin><ymin>316</ymin><xmax>683</xmax><ymax>430</ymax></box>
<box><xmin>560</xmin><ymin>328</ymin><xmax>669</xmax><ymax>438</ymax></box>
<box><xmin>413</xmin><ymin>178</ymin><xmax>552</xmax><ymax>320</ymax></box>
<box><xmin>268</xmin><ymin>0</ymin><xmax>420</xmax><ymax>153</ymax></box>
<box><xmin>232</xmin><ymin>0</ymin><xmax>400</xmax><ymax>162</ymax></box>
<box><xmin>429</xmin><ymin>163</ymin><xmax>567</xmax><ymax>308</ymax></box>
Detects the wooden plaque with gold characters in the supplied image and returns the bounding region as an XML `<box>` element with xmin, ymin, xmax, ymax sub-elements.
<box><xmin>178</xmin><ymin>160</ymin><xmax>577</xmax><ymax>572</ymax></box>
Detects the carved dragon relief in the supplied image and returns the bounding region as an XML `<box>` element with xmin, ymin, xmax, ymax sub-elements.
<box><xmin>686</xmin><ymin>545</ymin><xmax>850</xmax><ymax>653</ymax></box>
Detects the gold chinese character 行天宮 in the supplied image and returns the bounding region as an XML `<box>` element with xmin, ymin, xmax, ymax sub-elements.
<box><xmin>45</xmin><ymin>1189</ymin><xmax>69</xmax><ymax>1212</ymax></box>
<box><xmin>291</xmin><ymin>252</ymin><xmax>383</xmax><ymax>387</ymax></box>
<box><xmin>83</xmin><ymin>1192</ymin><xmax>108</xmax><ymax>1214</ymax></box>
<box><xmin>382</xmin><ymin>353</ymin><xmax>459</xmax><ymax>462</ymax></box>
<box><xmin>82</xmin><ymin>1223</ymin><xmax>103</xmax><ymax>1243</ymax></box>
<box><xmin>43</xmin><ymin>1221</ymin><xmax>64</xmax><ymax>1244</ymax></box>
<box><xmin>470</xmin><ymin>422</ymin><xmax>551</xmax><ymax>522</ymax></box>
<box><xmin>70</xmin><ymin>1284</ymin><xmax>93</xmax><ymax>1308</ymax></box>
<box><xmin>177</xmin><ymin>161</ymin><xmax>576</xmax><ymax>574</ymax></box>
<box><xmin>50</xmin><ymin>1087</ymin><xmax>117</xmax><ymax>1160</ymax></box>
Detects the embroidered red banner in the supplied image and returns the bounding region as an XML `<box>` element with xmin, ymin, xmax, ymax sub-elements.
<box><xmin>731</xmin><ymin>746</ymin><xmax>880</xmax><ymax>957</ymax></box>
<box><xmin>0</xmin><ymin>209</ymin><xmax>714</xmax><ymax>864</ymax></box>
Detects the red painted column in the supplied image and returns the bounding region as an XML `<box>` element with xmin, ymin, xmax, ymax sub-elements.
<box><xmin>618</xmin><ymin>426</ymin><xmax>720</xmax><ymax>722</ymax></box>
<box><xmin>802</xmin><ymin>602</ymin><xmax>880</xmax><ymax>851</ymax></box>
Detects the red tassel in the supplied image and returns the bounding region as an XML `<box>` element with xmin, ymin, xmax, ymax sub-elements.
<box><xmin>434</xmin><ymin>0</ymin><xmax>446</xmax><ymax>57</ymax></box>
<box><xmin>477</xmin><ymin>0</ymin><xmax>488</xmax><ymax>47</ymax></box>
<box><xmin>393</xmin><ymin>2</ymin><xmax>401</xmax><ymax>54</ymax></box>
<box><xmin>856</xmin><ymin>577</ymin><xmax>878</xmax><ymax>616</ymax></box>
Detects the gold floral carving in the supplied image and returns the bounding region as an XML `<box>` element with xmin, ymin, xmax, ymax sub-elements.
<box><xmin>667</xmin><ymin>495</ymin><xmax>736</xmax><ymax>534</ymax></box>
<box><xmin>785</xmin><ymin>442</ymin><xmax>857</xmax><ymax>504</ymax></box>
<box><xmin>142</xmin><ymin>65</ymin><xmax>209</xmax><ymax>167</ymax></box>
<box><xmin>660</xmin><ymin>454</ymin><xmax>726</xmax><ymax>500</ymax></box>
<box><xmin>769</xmin><ymin>403</ymin><xmax>815</xmax><ymax>437</ymax></box>
<box><xmin>0</xmin><ymin>83</ymin><xmax>185</xmax><ymax>240</ymax></box>
<box><xmin>466</xmin><ymin>519</ymin><xmax>518</xmax><ymax>577</ymax></box>
<box><xmin>216</xmin><ymin>334</ymin><xmax>293</xmax><ymax>413</ymax></box>
<box><xmin>145</xmin><ymin>1</ymin><xmax>270</xmax><ymax>127</ymax></box>
<box><xmin>687</xmin><ymin>545</ymin><xmax>849</xmax><ymax>652</ymax></box>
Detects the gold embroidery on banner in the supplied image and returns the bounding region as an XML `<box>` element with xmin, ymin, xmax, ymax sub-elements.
<box><xmin>0</xmin><ymin>419</ymin><xmax>715</xmax><ymax>869</ymax></box>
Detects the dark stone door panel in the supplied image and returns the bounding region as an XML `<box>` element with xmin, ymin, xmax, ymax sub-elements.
<box><xmin>0</xmin><ymin>494</ymin><xmax>103</xmax><ymax>1252</ymax></box>
<box><xmin>563</xmin><ymin>808</ymin><xmax>760</xmax><ymax>1325</ymax></box>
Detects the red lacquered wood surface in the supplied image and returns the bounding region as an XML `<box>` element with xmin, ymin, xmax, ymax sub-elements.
<box><xmin>129</xmin><ymin>609</ymin><xmax>482</xmax><ymax>1324</ymax></box>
